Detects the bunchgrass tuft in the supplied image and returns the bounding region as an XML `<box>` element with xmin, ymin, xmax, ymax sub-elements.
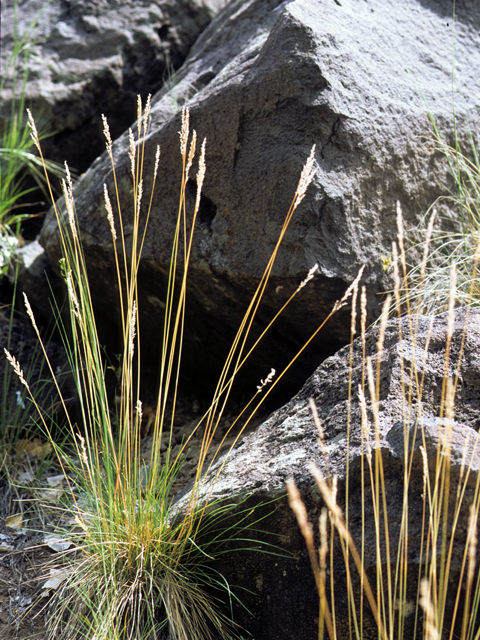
<box><xmin>289</xmin><ymin>198</ymin><xmax>480</xmax><ymax>640</ymax></box>
<box><xmin>396</xmin><ymin>126</ymin><xmax>480</xmax><ymax>315</ymax></box>
<box><xmin>5</xmin><ymin>100</ymin><xmax>359</xmax><ymax>639</ymax></box>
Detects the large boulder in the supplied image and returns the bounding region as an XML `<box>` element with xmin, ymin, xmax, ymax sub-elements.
<box><xmin>39</xmin><ymin>0</ymin><xmax>480</xmax><ymax>400</ymax></box>
<box><xmin>0</xmin><ymin>0</ymin><xmax>228</xmax><ymax>175</ymax></box>
<box><xmin>171</xmin><ymin>307</ymin><xmax>480</xmax><ymax>640</ymax></box>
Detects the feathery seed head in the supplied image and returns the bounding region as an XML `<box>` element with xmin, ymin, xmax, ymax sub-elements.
<box><xmin>297</xmin><ymin>264</ymin><xmax>319</xmax><ymax>292</ymax></box>
<box><xmin>62</xmin><ymin>176</ymin><xmax>77</xmax><ymax>241</ymax></box>
<box><xmin>350</xmin><ymin>273</ymin><xmax>359</xmax><ymax>337</ymax></box>
<box><xmin>420</xmin><ymin>579</ymin><xmax>439</xmax><ymax>640</ymax></box>
<box><xmin>333</xmin><ymin>265</ymin><xmax>365</xmax><ymax>313</ymax></box>
<box><xmin>194</xmin><ymin>138</ymin><xmax>207</xmax><ymax>216</ymax></box>
<box><xmin>129</xmin><ymin>129</ymin><xmax>136</xmax><ymax>178</ymax></box>
<box><xmin>287</xmin><ymin>479</ymin><xmax>312</xmax><ymax>542</ymax></box>
<box><xmin>293</xmin><ymin>145</ymin><xmax>316</xmax><ymax>209</ymax></box>
<box><xmin>154</xmin><ymin>145</ymin><xmax>161</xmax><ymax>180</ymax></box>
<box><xmin>129</xmin><ymin>301</ymin><xmax>137</xmax><ymax>359</ymax></box>
<box><xmin>143</xmin><ymin>94</ymin><xmax>152</xmax><ymax>136</ymax></box>
<box><xmin>76</xmin><ymin>432</ymin><xmax>89</xmax><ymax>466</ymax></box>
<box><xmin>102</xmin><ymin>114</ymin><xmax>113</xmax><ymax>158</ymax></box>
<box><xmin>136</xmin><ymin>179</ymin><xmax>143</xmax><ymax>215</ymax></box>
<box><xmin>66</xmin><ymin>272</ymin><xmax>81</xmax><ymax>319</ymax></box>
<box><xmin>256</xmin><ymin>368</ymin><xmax>276</xmax><ymax>393</ymax></box>
<box><xmin>27</xmin><ymin>109</ymin><xmax>40</xmax><ymax>151</ymax></box>
<box><xmin>420</xmin><ymin>445</ymin><xmax>428</xmax><ymax>497</ymax></box>
<box><xmin>467</xmin><ymin>504</ymin><xmax>478</xmax><ymax>585</ymax></box>
<box><xmin>179</xmin><ymin>108</ymin><xmax>190</xmax><ymax>158</ymax></box>
<box><xmin>65</xmin><ymin>162</ymin><xmax>74</xmax><ymax>194</ymax></box>
<box><xmin>186</xmin><ymin>130</ymin><xmax>197</xmax><ymax>181</ymax></box>
<box><xmin>4</xmin><ymin>349</ymin><xmax>28</xmax><ymax>389</ymax></box>
<box><xmin>360</xmin><ymin>286</ymin><xmax>367</xmax><ymax>341</ymax></box>
<box><xmin>104</xmin><ymin>184</ymin><xmax>117</xmax><ymax>241</ymax></box>
<box><xmin>137</xmin><ymin>95</ymin><xmax>143</xmax><ymax>133</ymax></box>
<box><xmin>23</xmin><ymin>293</ymin><xmax>38</xmax><ymax>333</ymax></box>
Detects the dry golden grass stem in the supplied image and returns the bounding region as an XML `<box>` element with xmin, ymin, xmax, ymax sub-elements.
<box><xmin>286</xmin><ymin>478</ymin><xmax>335</xmax><ymax>640</ymax></box>
<box><xmin>393</xmin><ymin>202</ymin><xmax>480</xmax><ymax>640</ymax></box>
<box><xmin>309</xmin><ymin>463</ymin><xmax>389</xmax><ymax>640</ymax></box>
<box><xmin>459</xmin><ymin>504</ymin><xmax>478</xmax><ymax>640</ymax></box>
<box><xmin>309</xmin><ymin>398</ymin><xmax>329</xmax><ymax>473</ymax></box>
<box><xmin>195</xmin><ymin>265</ymin><xmax>366</xmax><ymax>541</ymax></box>
<box><xmin>342</xmin><ymin>258</ymin><xmax>362</xmax><ymax>639</ymax></box>
<box><xmin>319</xmin><ymin>508</ymin><xmax>330</xmax><ymax>640</ymax></box>
<box><xmin>194</xmin><ymin>145</ymin><xmax>319</xmax><ymax>455</ymax></box>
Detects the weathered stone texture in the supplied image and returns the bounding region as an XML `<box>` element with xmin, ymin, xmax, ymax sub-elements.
<box><xmin>39</xmin><ymin>0</ymin><xmax>480</xmax><ymax>398</ymax></box>
<box><xmin>1</xmin><ymin>0</ymin><xmax>228</xmax><ymax>173</ymax></box>
<box><xmin>172</xmin><ymin>308</ymin><xmax>480</xmax><ymax>639</ymax></box>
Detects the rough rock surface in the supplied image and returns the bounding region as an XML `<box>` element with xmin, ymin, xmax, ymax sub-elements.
<box><xmin>9</xmin><ymin>240</ymin><xmax>62</xmax><ymax>326</ymax></box>
<box><xmin>171</xmin><ymin>308</ymin><xmax>480</xmax><ymax>639</ymax></box>
<box><xmin>39</xmin><ymin>0</ymin><xmax>480</xmax><ymax>400</ymax></box>
<box><xmin>0</xmin><ymin>0</ymin><xmax>228</xmax><ymax>174</ymax></box>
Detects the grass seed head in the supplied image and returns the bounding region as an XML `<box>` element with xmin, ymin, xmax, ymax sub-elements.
<box><xmin>297</xmin><ymin>263</ymin><xmax>319</xmax><ymax>293</ymax></box>
<box><xmin>26</xmin><ymin>108</ymin><xmax>40</xmax><ymax>151</ymax></box>
<box><xmin>420</xmin><ymin>579</ymin><xmax>440</xmax><ymax>640</ymax></box>
<box><xmin>293</xmin><ymin>145</ymin><xmax>316</xmax><ymax>209</ymax></box>
<box><xmin>129</xmin><ymin>301</ymin><xmax>137</xmax><ymax>359</ymax></box>
<box><xmin>23</xmin><ymin>292</ymin><xmax>38</xmax><ymax>333</ymax></box>
<box><xmin>194</xmin><ymin>138</ymin><xmax>207</xmax><ymax>215</ymax></box>
<box><xmin>136</xmin><ymin>179</ymin><xmax>143</xmax><ymax>215</ymax></box>
<box><xmin>467</xmin><ymin>504</ymin><xmax>478</xmax><ymax>586</ymax></box>
<box><xmin>104</xmin><ymin>184</ymin><xmax>117</xmax><ymax>241</ymax></box>
<box><xmin>102</xmin><ymin>114</ymin><xmax>113</xmax><ymax>159</ymax></box>
<box><xmin>137</xmin><ymin>95</ymin><xmax>143</xmax><ymax>132</ymax></box>
<box><xmin>66</xmin><ymin>271</ymin><xmax>81</xmax><ymax>319</ymax></box>
<box><xmin>287</xmin><ymin>478</ymin><xmax>314</xmax><ymax>549</ymax></box>
<box><xmin>61</xmin><ymin>174</ymin><xmax>77</xmax><ymax>241</ymax></box>
<box><xmin>256</xmin><ymin>368</ymin><xmax>276</xmax><ymax>393</ymax></box>
<box><xmin>154</xmin><ymin>145</ymin><xmax>161</xmax><ymax>180</ymax></box>
<box><xmin>129</xmin><ymin>128</ymin><xmax>136</xmax><ymax>178</ymax></box>
<box><xmin>4</xmin><ymin>349</ymin><xmax>28</xmax><ymax>389</ymax></box>
<box><xmin>179</xmin><ymin>107</ymin><xmax>190</xmax><ymax>158</ymax></box>
<box><xmin>186</xmin><ymin>130</ymin><xmax>197</xmax><ymax>181</ymax></box>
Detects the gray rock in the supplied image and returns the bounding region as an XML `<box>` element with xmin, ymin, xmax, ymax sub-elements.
<box><xmin>39</xmin><ymin>0</ymin><xmax>480</xmax><ymax>400</ymax></box>
<box><xmin>1</xmin><ymin>0</ymin><xmax>228</xmax><ymax>174</ymax></box>
<box><xmin>171</xmin><ymin>308</ymin><xmax>480</xmax><ymax>639</ymax></box>
<box><xmin>8</xmin><ymin>240</ymin><xmax>62</xmax><ymax>326</ymax></box>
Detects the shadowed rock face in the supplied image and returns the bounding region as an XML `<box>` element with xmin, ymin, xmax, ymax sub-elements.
<box><xmin>38</xmin><ymin>0</ymin><xmax>480</xmax><ymax>401</ymax></box>
<box><xmin>172</xmin><ymin>308</ymin><xmax>480</xmax><ymax>640</ymax></box>
<box><xmin>1</xmin><ymin>0</ymin><xmax>228</xmax><ymax>175</ymax></box>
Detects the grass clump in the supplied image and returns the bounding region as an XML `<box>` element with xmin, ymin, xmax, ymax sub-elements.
<box><xmin>4</xmin><ymin>96</ymin><xmax>356</xmax><ymax>639</ymax></box>
<box><xmin>288</xmin><ymin>200</ymin><xmax>480</xmax><ymax>640</ymax></box>
<box><xmin>397</xmin><ymin>124</ymin><xmax>480</xmax><ymax>315</ymax></box>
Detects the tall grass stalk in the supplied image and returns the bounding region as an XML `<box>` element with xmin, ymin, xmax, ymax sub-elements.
<box><xmin>3</xmin><ymin>100</ymin><xmax>360</xmax><ymax>639</ymax></box>
<box><xmin>289</xmin><ymin>202</ymin><xmax>480</xmax><ymax>640</ymax></box>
